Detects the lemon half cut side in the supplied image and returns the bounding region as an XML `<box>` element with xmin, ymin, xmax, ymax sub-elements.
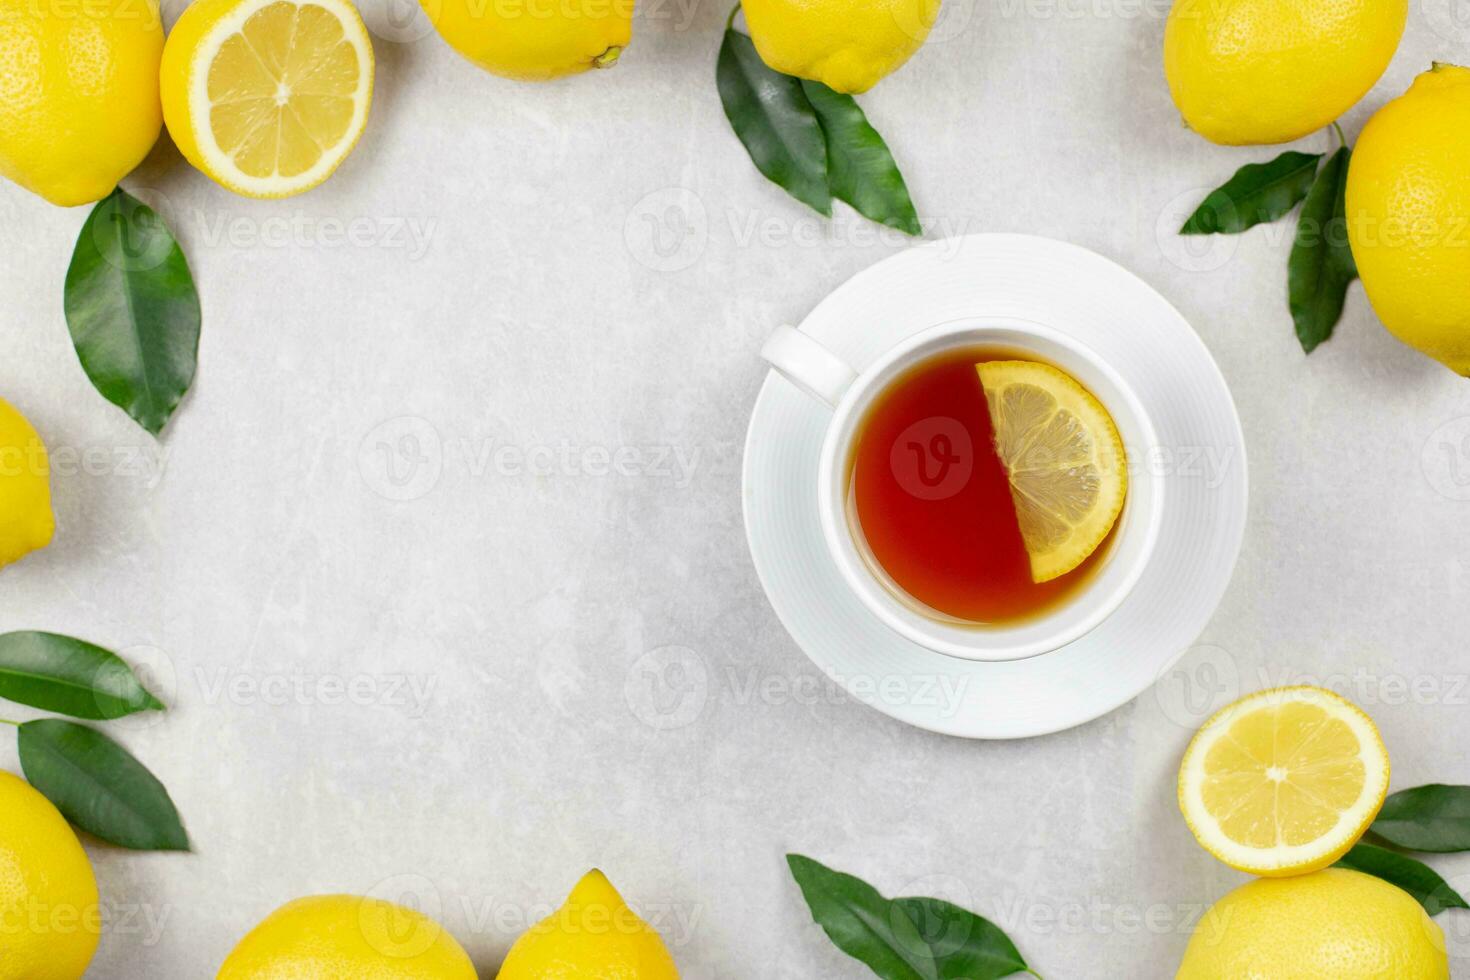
<box><xmin>1179</xmin><ymin>686</ymin><xmax>1390</xmax><ymax>877</ymax></box>
<box><xmin>161</xmin><ymin>0</ymin><xmax>373</xmax><ymax>198</ymax></box>
<box><xmin>975</xmin><ymin>360</ymin><xmax>1127</xmax><ymax>583</ymax></box>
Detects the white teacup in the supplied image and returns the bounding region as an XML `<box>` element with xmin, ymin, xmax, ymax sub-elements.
<box><xmin>760</xmin><ymin>316</ymin><xmax>1165</xmax><ymax>662</ymax></box>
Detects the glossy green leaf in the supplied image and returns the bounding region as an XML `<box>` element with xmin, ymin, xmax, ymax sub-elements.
<box><xmin>894</xmin><ymin>897</ymin><xmax>1034</xmax><ymax>978</ymax></box>
<box><xmin>1372</xmin><ymin>784</ymin><xmax>1470</xmax><ymax>852</ymax></box>
<box><xmin>1180</xmin><ymin>151</ymin><xmax>1322</xmax><ymax>235</ymax></box>
<box><xmin>800</xmin><ymin>80</ymin><xmax>921</xmax><ymax>236</ymax></box>
<box><xmin>1335</xmin><ymin>842</ymin><xmax>1468</xmax><ymax>916</ymax></box>
<box><xmin>717</xmin><ymin>29</ymin><xmax>831</xmax><ymax>216</ymax></box>
<box><xmin>786</xmin><ymin>854</ymin><xmax>1034</xmax><ymax>979</ymax></box>
<box><xmin>0</xmin><ymin>631</ymin><xmax>163</xmax><ymax>720</ymax></box>
<box><xmin>64</xmin><ymin>187</ymin><xmax>201</xmax><ymax>436</ymax></box>
<box><xmin>1288</xmin><ymin>146</ymin><xmax>1357</xmax><ymax>354</ymax></box>
<box><xmin>18</xmin><ymin>719</ymin><xmax>189</xmax><ymax>851</ymax></box>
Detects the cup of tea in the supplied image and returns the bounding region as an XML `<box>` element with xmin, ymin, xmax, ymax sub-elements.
<box><xmin>760</xmin><ymin>316</ymin><xmax>1164</xmax><ymax>662</ymax></box>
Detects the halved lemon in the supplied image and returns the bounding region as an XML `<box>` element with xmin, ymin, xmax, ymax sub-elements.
<box><xmin>975</xmin><ymin>360</ymin><xmax>1126</xmax><ymax>582</ymax></box>
<box><xmin>161</xmin><ymin>0</ymin><xmax>373</xmax><ymax>198</ymax></box>
<box><xmin>1179</xmin><ymin>686</ymin><xmax>1390</xmax><ymax>876</ymax></box>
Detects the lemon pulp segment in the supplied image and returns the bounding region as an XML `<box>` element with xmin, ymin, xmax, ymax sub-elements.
<box><xmin>975</xmin><ymin>360</ymin><xmax>1126</xmax><ymax>582</ymax></box>
<box><xmin>164</xmin><ymin>0</ymin><xmax>372</xmax><ymax>197</ymax></box>
<box><xmin>1179</xmin><ymin>686</ymin><xmax>1390</xmax><ymax>875</ymax></box>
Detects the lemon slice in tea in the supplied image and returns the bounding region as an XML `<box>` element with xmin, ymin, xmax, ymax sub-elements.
<box><xmin>161</xmin><ymin>0</ymin><xmax>374</xmax><ymax>198</ymax></box>
<box><xmin>975</xmin><ymin>360</ymin><xmax>1126</xmax><ymax>582</ymax></box>
<box><xmin>1178</xmin><ymin>686</ymin><xmax>1390</xmax><ymax>876</ymax></box>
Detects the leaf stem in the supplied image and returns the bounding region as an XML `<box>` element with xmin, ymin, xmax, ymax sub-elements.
<box><xmin>725</xmin><ymin>2</ymin><xmax>739</xmax><ymax>30</ymax></box>
<box><xmin>1331</xmin><ymin>120</ymin><xmax>1347</xmax><ymax>150</ymax></box>
<box><xmin>0</xmin><ymin>717</ymin><xmax>19</xmax><ymax>727</ymax></box>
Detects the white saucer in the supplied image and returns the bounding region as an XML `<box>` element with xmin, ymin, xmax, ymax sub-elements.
<box><xmin>741</xmin><ymin>234</ymin><xmax>1248</xmax><ymax>739</ymax></box>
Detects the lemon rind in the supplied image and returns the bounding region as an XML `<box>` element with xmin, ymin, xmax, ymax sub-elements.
<box><xmin>1178</xmin><ymin>686</ymin><xmax>1390</xmax><ymax>876</ymax></box>
<box><xmin>184</xmin><ymin>0</ymin><xmax>373</xmax><ymax>199</ymax></box>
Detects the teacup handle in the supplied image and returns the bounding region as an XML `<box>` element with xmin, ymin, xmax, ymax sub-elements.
<box><xmin>760</xmin><ymin>325</ymin><xmax>859</xmax><ymax>409</ymax></box>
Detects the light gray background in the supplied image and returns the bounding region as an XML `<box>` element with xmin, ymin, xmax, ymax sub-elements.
<box><xmin>3</xmin><ymin>0</ymin><xmax>1470</xmax><ymax>974</ymax></box>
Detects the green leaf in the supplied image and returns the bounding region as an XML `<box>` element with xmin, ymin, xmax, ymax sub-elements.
<box><xmin>18</xmin><ymin>719</ymin><xmax>189</xmax><ymax>851</ymax></box>
<box><xmin>717</xmin><ymin>28</ymin><xmax>831</xmax><ymax>216</ymax></box>
<box><xmin>1335</xmin><ymin>843</ymin><xmax>1469</xmax><ymax>916</ymax></box>
<box><xmin>786</xmin><ymin>854</ymin><xmax>1033</xmax><ymax>980</ymax></box>
<box><xmin>64</xmin><ymin>187</ymin><xmax>201</xmax><ymax>436</ymax></box>
<box><xmin>799</xmin><ymin>80</ymin><xmax>921</xmax><ymax>236</ymax></box>
<box><xmin>1372</xmin><ymin>785</ymin><xmax>1470</xmax><ymax>852</ymax></box>
<box><xmin>1287</xmin><ymin>146</ymin><xmax>1357</xmax><ymax>354</ymax></box>
<box><xmin>1180</xmin><ymin>151</ymin><xmax>1322</xmax><ymax>235</ymax></box>
<box><xmin>0</xmin><ymin>632</ymin><xmax>163</xmax><ymax>720</ymax></box>
<box><xmin>894</xmin><ymin>897</ymin><xmax>1033</xmax><ymax>979</ymax></box>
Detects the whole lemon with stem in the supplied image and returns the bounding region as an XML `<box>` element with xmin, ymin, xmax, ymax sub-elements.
<box><xmin>1163</xmin><ymin>0</ymin><xmax>1406</xmax><ymax>145</ymax></box>
<box><xmin>740</xmin><ymin>0</ymin><xmax>940</xmax><ymax>94</ymax></box>
<box><xmin>0</xmin><ymin>0</ymin><xmax>163</xmax><ymax>206</ymax></box>
<box><xmin>424</xmin><ymin>0</ymin><xmax>633</xmax><ymax>81</ymax></box>
<box><xmin>217</xmin><ymin>894</ymin><xmax>478</xmax><ymax>978</ymax></box>
<box><xmin>0</xmin><ymin>771</ymin><xmax>100</xmax><ymax>980</ymax></box>
<box><xmin>1177</xmin><ymin>869</ymin><xmax>1448</xmax><ymax>978</ymax></box>
<box><xmin>496</xmin><ymin>869</ymin><xmax>679</xmax><ymax>979</ymax></box>
<box><xmin>1347</xmin><ymin>63</ymin><xmax>1470</xmax><ymax>375</ymax></box>
<box><xmin>0</xmin><ymin>395</ymin><xmax>54</xmax><ymax>569</ymax></box>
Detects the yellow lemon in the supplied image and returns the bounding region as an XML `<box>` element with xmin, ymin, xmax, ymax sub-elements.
<box><xmin>1163</xmin><ymin>0</ymin><xmax>1406</xmax><ymax>145</ymax></box>
<box><xmin>1347</xmin><ymin>64</ymin><xmax>1470</xmax><ymax>375</ymax></box>
<box><xmin>1177</xmin><ymin>869</ymin><xmax>1448</xmax><ymax>979</ymax></box>
<box><xmin>425</xmin><ymin>0</ymin><xmax>632</xmax><ymax>81</ymax></box>
<box><xmin>217</xmin><ymin>894</ymin><xmax>477</xmax><ymax>978</ymax></box>
<box><xmin>0</xmin><ymin>395</ymin><xmax>55</xmax><ymax>569</ymax></box>
<box><xmin>160</xmin><ymin>0</ymin><xmax>373</xmax><ymax>198</ymax></box>
<box><xmin>740</xmin><ymin>0</ymin><xmax>938</xmax><ymax>94</ymax></box>
<box><xmin>0</xmin><ymin>0</ymin><xmax>163</xmax><ymax>206</ymax></box>
<box><xmin>1179</xmin><ymin>686</ymin><xmax>1389</xmax><ymax>877</ymax></box>
<box><xmin>0</xmin><ymin>771</ymin><xmax>100</xmax><ymax>980</ymax></box>
<box><xmin>975</xmin><ymin>360</ymin><xmax>1126</xmax><ymax>583</ymax></box>
<box><xmin>497</xmin><ymin>869</ymin><xmax>679</xmax><ymax>979</ymax></box>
